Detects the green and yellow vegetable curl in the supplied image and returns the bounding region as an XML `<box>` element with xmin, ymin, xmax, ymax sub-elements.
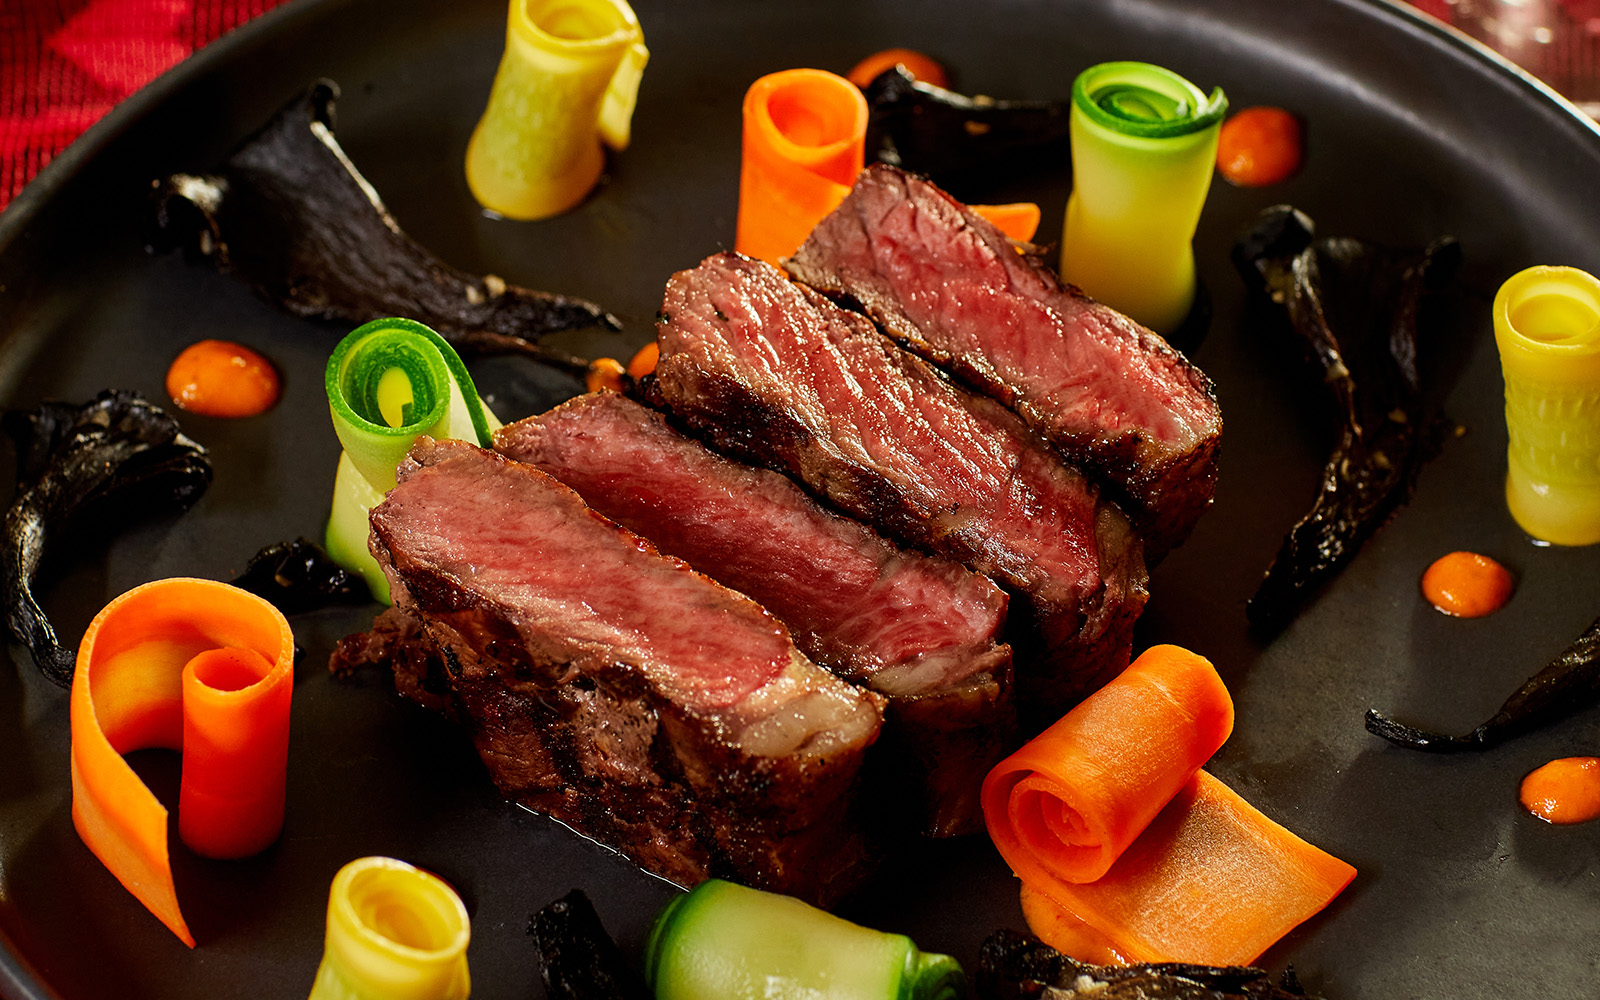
<box><xmin>325</xmin><ymin>318</ymin><xmax>500</xmax><ymax>602</ymax></box>
<box><xmin>1059</xmin><ymin>61</ymin><xmax>1227</xmax><ymax>335</ymax></box>
<box><xmin>645</xmin><ymin>879</ymin><xmax>968</xmax><ymax>1000</ymax></box>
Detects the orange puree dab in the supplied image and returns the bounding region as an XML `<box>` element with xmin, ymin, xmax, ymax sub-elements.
<box><xmin>1420</xmin><ymin>551</ymin><xmax>1514</xmax><ymax>618</ymax></box>
<box><xmin>1521</xmin><ymin>757</ymin><xmax>1600</xmax><ymax>824</ymax></box>
<box><xmin>846</xmin><ymin>48</ymin><xmax>948</xmax><ymax>89</ymax></box>
<box><xmin>166</xmin><ymin>339</ymin><xmax>281</xmax><ymax>418</ymax></box>
<box><xmin>1216</xmin><ymin>106</ymin><xmax>1302</xmax><ymax>187</ymax></box>
<box><xmin>586</xmin><ymin>357</ymin><xmax>628</xmax><ymax>394</ymax></box>
<box><xmin>627</xmin><ymin>341</ymin><xmax>660</xmax><ymax>379</ymax></box>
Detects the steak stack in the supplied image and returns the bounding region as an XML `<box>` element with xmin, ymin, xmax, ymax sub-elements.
<box><xmin>647</xmin><ymin>251</ymin><xmax>1149</xmax><ymax>719</ymax></box>
<box><xmin>365</xmin><ymin>436</ymin><xmax>885</xmax><ymax>905</ymax></box>
<box><xmin>786</xmin><ymin>164</ymin><xmax>1222</xmax><ymax>559</ymax></box>
<box><xmin>496</xmin><ymin>392</ymin><xmax>1015</xmax><ymax>836</ymax></box>
<box><xmin>346</xmin><ymin>168</ymin><xmax>1221</xmax><ymax>904</ymax></box>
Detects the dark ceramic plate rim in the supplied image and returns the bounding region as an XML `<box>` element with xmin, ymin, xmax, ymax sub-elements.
<box><xmin>5</xmin><ymin>1</ymin><xmax>1600</xmax><ymax>998</ymax></box>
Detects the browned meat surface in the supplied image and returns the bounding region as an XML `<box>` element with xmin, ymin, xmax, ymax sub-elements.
<box><xmin>368</xmin><ymin>436</ymin><xmax>885</xmax><ymax>905</ymax></box>
<box><xmin>648</xmin><ymin>252</ymin><xmax>1148</xmax><ymax>720</ymax></box>
<box><xmin>496</xmin><ymin>392</ymin><xmax>1016</xmax><ymax>835</ymax></box>
<box><xmin>786</xmin><ymin>165</ymin><xmax>1221</xmax><ymax>559</ymax></box>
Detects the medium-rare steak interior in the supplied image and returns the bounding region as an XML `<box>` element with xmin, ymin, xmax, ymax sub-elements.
<box><xmin>786</xmin><ymin>164</ymin><xmax>1221</xmax><ymax>560</ymax></box>
<box><xmin>366</xmin><ymin>435</ymin><xmax>886</xmax><ymax>905</ymax></box>
<box><xmin>495</xmin><ymin>391</ymin><xmax>1017</xmax><ymax>836</ymax></box>
<box><xmin>648</xmin><ymin>251</ymin><xmax>1149</xmax><ymax>720</ymax></box>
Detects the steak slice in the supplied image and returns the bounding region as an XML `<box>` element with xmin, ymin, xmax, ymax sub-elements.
<box><xmin>785</xmin><ymin>164</ymin><xmax>1221</xmax><ymax>559</ymax></box>
<box><xmin>496</xmin><ymin>391</ymin><xmax>1016</xmax><ymax>836</ymax></box>
<box><xmin>648</xmin><ymin>252</ymin><xmax>1148</xmax><ymax>720</ymax></box>
<box><xmin>368</xmin><ymin>436</ymin><xmax>885</xmax><ymax>905</ymax></box>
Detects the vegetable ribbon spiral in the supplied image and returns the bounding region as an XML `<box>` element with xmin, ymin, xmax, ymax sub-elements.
<box><xmin>645</xmin><ymin>879</ymin><xmax>967</xmax><ymax>1000</ymax></box>
<box><xmin>70</xmin><ymin>578</ymin><xmax>295</xmax><ymax>947</ymax></box>
<box><xmin>325</xmin><ymin>318</ymin><xmax>500</xmax><ymax>602</ymax></box>
<box><xmin>309</xmin><ymin>857</ymin><xmax>471</xmax><ymax>1000</ymax></box>
<box><xmin>465</xmin><ymin>0</ymin><xmax>648</xmax><ymax>219</ymax></box>
<box><xmin>1059</xmin><ymin>61</ymin><xmax>1226</xmax><ymax>334</ymax></box>
<box><xmin>1494</xmin><ymin>265</ymin><xmax>1600</xmax><ymax>546</ymax></box>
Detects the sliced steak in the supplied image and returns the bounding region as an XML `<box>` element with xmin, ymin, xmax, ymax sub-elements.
<box><xmin>648</xmin><ymin>252</ymin><xmax>1148</xmax><ymax>720</ymax></box>
<box><xmin>786</xmin><ymin>164</ymin><xmax>1221</xmax><ymax>558</ymax></box>
<box><xmin>368</xmin><ymin>436</ymin><xmax>885</xmax><ymax>905</ymax></box>
<box><xmin>495</xmin><ymin>391</ymin><xmax>1016</xmax><ymax>836</ymax></box>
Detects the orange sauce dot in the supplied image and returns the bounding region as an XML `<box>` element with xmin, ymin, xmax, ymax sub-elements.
<box><xmin>1520</xmin><ymin>757</ymin><xmax>1600</xmax><ymax>824</ymax></box>
<box><xmin>166</xmin><ymin>339</ymin><xmax>281</xmax><ymax>418</ymax></box>
<box><xmin>1216</xmin><ymin>106</ymin><xmax>1303</xmax><ymax>187</ymax></box>
<box><xmin>586</xmin><ymin>357</ymin><xmax>627</xmax><ymax>394</ymax></box>
<box><xmin>1420</xmin><ymin>551</ymin><xmax>1514</xmax><ymax>618</ymax></box>
<box><xmin>846</xmin><ymin>48</ymin><xmax>949</xmax><ymax>90</ymax></box>
<box><xmin>627</xmin><ymin>341</ymin><xmax>659</xmax><ymax>380</ymax></box>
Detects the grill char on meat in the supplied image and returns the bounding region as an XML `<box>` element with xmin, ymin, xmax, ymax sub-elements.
<box><xmin>647</xmin><ymin>252</ymin><xmax>1148</xmax><ymax>720</ymax></box>
<box><xmin>495</xmin><ymin>392</ymin><xmax>1016</xmax><ymax>836</ymax></box>
<box><xmin>368</xmin><ymin>436</ymin><xmax>885</xmax><ymax>905</ymax></box>
<box><xmin>786</xmin><ymin>164</ymin><xmax>1221</xmax><ymax>559</ymax></box>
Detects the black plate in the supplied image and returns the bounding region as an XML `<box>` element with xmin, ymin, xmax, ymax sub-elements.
<box><xmin>4</xmin><ymin>0</ymin><xmax>1600</xmax><ymax>997</ymax></box>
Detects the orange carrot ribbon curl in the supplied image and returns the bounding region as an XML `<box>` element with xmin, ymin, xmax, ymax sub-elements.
<box><xmin>982</xmin><ymin>644</ymin><xmax>1355</xmax><ymax>966</ymax></box>
<box><xmin>736</xmin><ymin>68</ymin><xmax>868</xmax><ymax>266</ymax></box>
<box><xmin>735</xmin><ymin>68</ymin><xmax>1041</xmax><ymax>267</ymax></box>
<box><xmin>69</xmin><ymin>578</ymin><xmax>296</xmax><ymax>947</ymax></box>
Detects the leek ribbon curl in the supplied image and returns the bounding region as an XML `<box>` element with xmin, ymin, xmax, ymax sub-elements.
<box><xmin>325</xmin><ymin>318</ymin><xmax>500</xmax><ymax>602</ymax></box>
<box><xmin>1059</xmin><ymin>61</ymin><xmax>1226</xmax><ymax>335</ymax></box>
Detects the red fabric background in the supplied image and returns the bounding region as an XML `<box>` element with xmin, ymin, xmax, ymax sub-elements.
<box><xmin>0</xmin><ymin>0</ymin><xmax>290</xmax><ymax>209</ymax></box>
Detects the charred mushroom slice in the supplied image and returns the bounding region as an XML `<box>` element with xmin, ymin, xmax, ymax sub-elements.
<box><xmin>1367</xmin><ymin>616</ymin><xmax>1600</xmax><ymax>752</ymax></box>
<box><xmin>863</xmin><ymin>66</ymin><xmax>1072</xmax><ymax>195</ymax></box>
<box><xmin>976</xmin><ymin>929</ymin><xmax>1319</xmax><ymax>1000</ymax></box>
<box><xmin>2</xmin><ymin>390</ymin><xmax>212</xmax><ymax>686</ymax></box>
<box><xmin>229</xmin><ymin>537</ymin><xmax>368</xmax><ymax>615</ymax></box>
<box><xmin>529</xmin><ymin>890</ymin><xmax>653</xmax><ymax>1000</ymax></box>
<box><xmin>1233</xmin><ymin>205</ymin><xmax>1460</xmax><ymax>634</ymax></box>
<box><xmin>150</xmin><ymin>80</ymin><xmax>617</xmax><ymax>372</ymax></box>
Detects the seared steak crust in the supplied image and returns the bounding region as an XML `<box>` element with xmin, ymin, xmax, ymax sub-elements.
<box><xmin>785</xmin><ymin>164</ymin><xmax>1221</xmax><ymax>558</ymax></box>
<box><xmin>496</xmin><ymin>392</ymin><xmax>1016</xmax><ymax>835</ymax></box>
<box><xmin>648</xmin><ymin>252</ymin><xmax>1147</xmax><ymax>717</ymax></box>
<box><xmin>368</xmin><ymin>436</ymin><xmax>884</xmax><ymax>904</ymax></box>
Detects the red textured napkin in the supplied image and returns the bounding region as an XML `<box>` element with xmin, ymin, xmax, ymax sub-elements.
<box><xmin>0</xmin><ymin>0</ymin><xmax>290</xmax><ymax>210</ymax></box>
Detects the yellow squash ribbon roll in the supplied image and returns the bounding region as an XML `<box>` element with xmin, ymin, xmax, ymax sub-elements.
<box><xmin>465</xmin><ymin>0</ymin><xmax>649</xmax><ymax>220</ymax></box>
<box><xmin>310</xmin><ymin>857</ymin><xmax>471</xmax><ymax>1000</ymax></box>
<box><xmin>1494</xmin><ymin>264</ymin><xmax>1600</xmax><ymax>545</ymax></box>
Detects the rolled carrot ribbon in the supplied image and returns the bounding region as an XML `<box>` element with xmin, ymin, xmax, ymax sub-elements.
<box><xmin>982</xmin><ymin>644</ymin><xmax>1355</xmax><ymax>965</ymax></box>
<box><xmin>70</xmin><ymin>578</ymin><xmax>295</xmax><ymax>946</ymax></box>
<box><xmin>736</xmin><ymin>68</ymin><xmax>868</xmax><ymax>266</ymax></box>
<box><xmin>736</xmin><ymin>68</ymin><xmax>1041</xmax><ymax>265</ymax></box>
<box><xmin>179</xmin><ymin>646</ymin><xmax>293</xmax><ymax>859</ymax></box>
<box><xmin>985</xmin><ymin>644</ymin><xmax>1234</xmax><ymax>884</ymax></box>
